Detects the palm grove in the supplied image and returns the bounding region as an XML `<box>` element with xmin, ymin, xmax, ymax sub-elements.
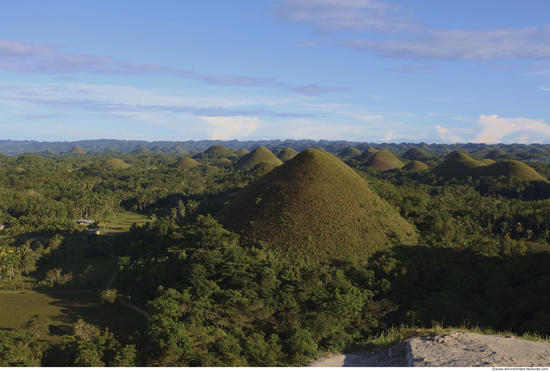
<box><xmin>1</xmin><ymin>141</ymin><xmax>550</xmax><ymax>366</ymax></box>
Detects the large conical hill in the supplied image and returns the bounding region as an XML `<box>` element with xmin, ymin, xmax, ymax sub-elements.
<box><xmin>433</xmin><ymin>152</ymin><xmax>544</xmax><ymax>180</ymax></box>
<box><xmin>484</xmin><ymin>150</ymin><xmax>506</xmax><ymax>159</ymax></box>
<box><xmin>403</xmin><ymin>161</ymin><xmax>429</xmax><ymax>172</ymax></box>
<box><xmin>471</xmin><ymin>160</ymin><xmax>546</xmax><ymax>181</ymax></box>
<box><xmin>402</xmin><ymin>147</ymin><xmax>430</xmax><ymax>161</ymax></box>
<box><xmin>101</xmin><ymin>158</ymin><xmax>129</xmax><ymax>169</ymax></box>
<box><xmin>216</xmin><ymin>149</ymin><xmax>417</xmax><ymax>264</ymax></box>
<box><xmin>432</xmin><ymin>151</ymin><xmax>486</xmax><ymax>178</ymax></box>
<box><xmin>339</xmin><ymin>146</ymin><xmax>362</xmax><ymax>158</ymax></box>
<box><xmin>234</xmin><ymin>146</ymin><xmax>283</xmax><ymax>170</ymax></box>
<box><xmin>193</xmin><ymin>145</ymin><xmax>237</xmax><ymax>160</ymax></box>
<box><xmin>233</xmin><ymin>148</ymin><xmax>249</xmax><ymax>157</ymax></box>
<box><xmin>368</xmin><ymin>157</ymin><xmax>394</xmax><ymax>171</ymax></box>
<box><xmin>67</xmin><ymin>146</ymin><xmax>87</xmax><ymax>155</ymax></box>
<box><xmin>174</xmin><ymin>157</ymin><xmax>200</xmax><ymax>171</ymax></box>
<box><xmin>277</xmin><ymin>147</ymin><xmax>298</xmax><ymax>162</ymax></box>
<box><xmin>358</xmin><ymin>148</ymin><xmax>378</xmax><ymax>161</ymax></box>
<box><xmin>366</xmin><ymin>150</ymin><xmax>404</xmax><ymax>169</ymax></box>
<box><xmin>133</xmin><ymin>146</ymin><xmax>151</xmax><ymax>154</ymax></box>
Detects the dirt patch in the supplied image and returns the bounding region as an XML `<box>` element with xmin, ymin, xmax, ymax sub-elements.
<box><xmin>308</xmin><ymin>342</ymin><xmax>408</xmax><ymax>367</ymax></box>
<box><xmin>407</xmin><ymin>332</ymin><xmax>550</xmax><ymax>367</ymax></box>
<box><xmin>309</xmin><ymin>332</ymin><xmax>550</xmax><ymax>367</ymax></box>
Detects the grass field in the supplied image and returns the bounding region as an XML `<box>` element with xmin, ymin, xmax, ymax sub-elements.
<box><xmin>0</xmin><ymin>290</ymin><xmax>148</xmax><ymax>342</ymax></box>
<box><xmin>0</xmin><ymin>211</ymin><xmax>151</xmax><ymax>341</ymax></box>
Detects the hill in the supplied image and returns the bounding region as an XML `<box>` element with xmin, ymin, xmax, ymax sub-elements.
<box><xmin>369</xmin><ymin>157</ymin><xmax>394</xmax><ymax>171</ymax></box>
<box><xmin>103</xmin><ymin>147</ymin><xmax>119</xmax><ymax>155</ymax></box>
<box><xmin>339</xmin><ymin>146</ymin><xmax>362</xmax><ymax>158</ymax></box>
<box><xmin>67</xmin><ymin>146</ymin><xmax>87</xmax><ymax>155</ymax></box>
<box><xmin>484</xmin><ymin>150</ymin><xmax>506</xmax><ymax>159</ymax></box>
<box><xmin>216</xmin><ymin>149</ymin><xmax>417</xmax><ymax>264</ymax></box>
<box><xmin>100</xmin><ymin>158</ymin><xmax>130</xmax><ymax>169</ymax></box>
<box><xmin>402</xmin><ymin>147</ymin><xmax>430</xmax><ymax>161</ymax></box>
<box><xmin>403</xmin><ymin>161</ymin><xmax>429</xmax><ymax>172</ymax></box>
<box><xmin>433</xmin><ymin>151</ymin><xmax>487</xmax><ymax>178</ymax></box>
<box><xmin>133</xmin><ymin>146</ymin><xmax>151</xmax><ymax>154</ymax></box>
<box><xmin>276</xmin><ymin>147</ymin><xmax>298</xmax><ymax>162</ymax></box>
<box><xmin>471</xmin><ymin>160</ymin><xmax>546</xmax><ymax>181</ymax></box>
<box><xmin>433</xmin><ymin>152</ymin><xmax>545</xmax><ymax>180</ymax></box>
<box><xmin>234</xmin><ymin>146</ymin><xmax>282</xmax><ymax>171</ymax></box>
<box><xmin>192</xmin><ymin>145</ymin><xmax>237</xmax><ymax>160</ymax></box>
<box><xmin>173</xmin><ymin>157</ymin><xmax>200</xmax><ymax>171</ymax></box>
<box><xmin>233</xmin><ymin>148</ymin><xmax>249</xmax><ymax>156</ymax></box>
<box><xmin>358</xmin><ymin>148</ymin><xmax>379</xmax><ymax>161</ymax></box>
<box><xmin>366</xmin><ymin>150</ymin><xmax>404</xmax><ymax>169</ymax></box>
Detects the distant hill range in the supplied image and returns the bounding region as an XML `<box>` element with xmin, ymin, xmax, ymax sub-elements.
<box><xmin>1</xmin><ymin>138</ymin><xmax>550</xmax><ymax>163</ymax></box>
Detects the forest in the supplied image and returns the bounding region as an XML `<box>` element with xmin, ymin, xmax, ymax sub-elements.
<box><xmin>1</xmin><ymin>140</ymin><xmax>550</xmax><ymax>366</ymax></box>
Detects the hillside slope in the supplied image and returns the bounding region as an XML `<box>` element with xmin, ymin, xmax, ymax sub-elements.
<box><xmin>216</xmin><ymin>149</ymin><xmax>417</xmax><ymax>264</ymax></box>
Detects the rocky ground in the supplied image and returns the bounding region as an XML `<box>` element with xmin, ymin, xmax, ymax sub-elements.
<box><xmin>309</xmin><ymin>332</ymin><xmax>550</xmax><ymax>367</ymax></box>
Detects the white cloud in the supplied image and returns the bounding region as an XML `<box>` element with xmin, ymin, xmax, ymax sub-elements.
<box><xmin>343</xmin><ymin>26</ymin><xmax>550</xmax><ymax>63</ymax></box>
<box><xmin>382</xmin><ymin>130</ymin><xmax>393</xmax><ymax>141</ymax></box>
<box><xmin>201</xmin><ymin>116</ymin><xmax>260</xmax><ymax>140</ymax></box>
<box><xmin>474</xmin><ymin>114</ymin><xmax>550</xmax><ymax>143</ymax></box>
<box><xmin>435</xmin><ymin>124</ymin><xmax>464</xmax><ymax>142</ymax></box>
<box><xmin>272</xmin><ymin>0</ymin><xmax>416</xmax><ymax>33</ymax></box>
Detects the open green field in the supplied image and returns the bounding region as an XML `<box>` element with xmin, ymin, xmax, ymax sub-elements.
<box><xmin>0</xmin><ymin>212</ymin><xmax>151</xmax><ymax>341</ymax></box>
<box><xmin>0</xmin><ymin>290</ymin><xmax>148</xmax><ymax>342</ymax></box>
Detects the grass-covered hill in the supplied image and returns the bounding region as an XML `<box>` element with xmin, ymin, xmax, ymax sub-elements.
<box><xmin>216</xmin><ymin>148</ymin><xmax>417</xmax><ymax>264</ymax></box>
<box><xmin>192</xmin><ymin>145</ymin><xmax>237</xmax><ymax>160</ymax></box>
<box><xmin>403</xmin><ymin>160</ymin><xmax>429</xmax><ymax>172</ymax></box>
<box><xmin>369</xmin><ymin>157</ymin><xmax>394</xmax><ymax>171</ymax></box>
<box><xmin>358</xmin><ymin>148</ymin><xmax>379</xmax><ymax>161</ymax></box>
<box><xmin>402</xmin><ymin>147</ymin><xmax>431</xmax><ymax>161</ymax></box>
<box><xmin>103</xmin><ymin>147</ymin><xmax>119</xmax><ymax>155</ymax></box>
<box><xmin>366</xmin><ymin>150</ymin><xmax>404</xmax><ymax>169</ymax></box>
<box><xmin>433</xmin><ymin>151</ymin><xmax>488</xmax><ymax>178</ymax></box>
<box><xmin>433</xmin><ymin>151</ymin><xmax>545</xmax><ymax>180</ymax></box>
<box><xmin>234</xmin><ymin>146</ymin><xmax>283</xmax><ymax>171</ymax></box>
<box><xmin>276</xmin><ymin>147</ymin><xmax>298</xmax><ymax>162</ymax></box>
<box><xmin>471</xmin><ymin>160</ymin><xmax>546</xmax><ymax>181</ymax></box>
<box><xmin>339</xmin><ymin>146</ymin><xmax>362</xmax><ymax>158</ymax></box>
<box><xmin>173</xmin><ymin>157</ymin><xmax>200</xmax><ymax>171</ymax></box>
<box><xmin>133</xmin><ymin>146</ymin><xmax>151</xmax><ymax>154</ymax></box>
<box><xmin>100</xmin><ymin>158</ymin><xmax>130</xmax><ymax>169</ymax></box>
<box><xmin>233</xmin><ymin>148</ymin><xmax>249</xmax><ymax>156</ymax></box>
<box><xmin>67</xmin><ymin>146</ymin><xmax>87</xmax><ymax>155</ymax></box>
<box><xmin>485</xmin><ymin>150</ymin><xmax>507</xmax><ymax>159</ymax></box>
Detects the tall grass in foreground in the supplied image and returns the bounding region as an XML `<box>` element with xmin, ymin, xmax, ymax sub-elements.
<box><xmin>346</xmin><ymin>322</ymin><xmax>550</xmax><ymax>354</ymax></box>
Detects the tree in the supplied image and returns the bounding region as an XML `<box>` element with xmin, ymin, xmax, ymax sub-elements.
<box><xmin>26</xmin><ymin>314</ymin><xmax>50</xmax><ymax>338</ymax></box>
<box><xmin>72</xmin><ymin>319</ymin><xmax>100</xmax><ymax>341</ymax></box>
<box><xmin>0</xmin><ymin>329</ymin><xmax>48</xmax><ymax>366</ymax></box>
<box><xmin>100</xmin><ymin>289</ymin><xmax>118</xmax><ymax>305</ymax></box>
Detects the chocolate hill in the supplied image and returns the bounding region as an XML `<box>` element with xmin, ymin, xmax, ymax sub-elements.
<box><xmin>403</xmin><ymin>161</ymin><xmax>429</xmax><ymax>172</ymax></box>
<box><xmin>100</xmin><ymin>158</ymin><xmax>129</xmax><ymax>169</ymax></box>
<box><xmin>369</xmin><ymin>157</ymin><xmax>394</xmax><ymax>171</ymax></box>
<box><xmin>234</xmin><ymin>146</ymin><xmax>282</xmax><ymax>171</ymax></box>
<box><xmin>366</xmin><ymin>150</ymin><xmax>404</xmax><ymax>169</ymax></box>
<box><xmin>216</xmin><ymin>149</ymin><xmax>417</xmax><ymax>264</ymax></box>
<box><xmin>402</xmin><ymin>147</ymin><xmax>430</xmax><ymax>161</ymax></box>
<box><xmin>339</xmin><ymin>146</ymin><xmax>362</xmax><ymax>158</ymax></box>
<box><xmin>173</xmin><ymin>157</ymin><xmax>199</xmax><ymax>171</ymax></box>
<box><xmin>192</xmin><ymin>145</ymin><xmax>237</xmax><ymax>160</ymax></box>
<box><xmin>67</xmin><ymin>146</ymin><xmax>87</xmax><ymax>154</ymax></box>
<box><xmin>277</xmin><ymin>147</ymin><xmax>298</xmax><ymax>162</ymax></box>
<box><xmin>433</xmin><ymin>151</ymin><xmax>545</xmax><ymax>180</ymax></box>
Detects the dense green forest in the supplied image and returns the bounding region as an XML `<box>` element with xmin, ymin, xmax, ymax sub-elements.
<box><xmin>1</xmin><ymin>141</ymin><xmax>550</xmax><ymax>366</ymax></box>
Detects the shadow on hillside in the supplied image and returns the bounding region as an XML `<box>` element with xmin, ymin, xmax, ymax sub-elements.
<box><xmin>360</xmin><ymin>243</ymin><xmax>550</xmax><ymax>337</ymax></box>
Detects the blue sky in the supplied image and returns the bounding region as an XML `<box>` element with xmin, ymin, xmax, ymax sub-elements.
<box><xmin>1</xmin><ymin>0</ymin><xmax>550</xmax><ymax>144</ymax></box>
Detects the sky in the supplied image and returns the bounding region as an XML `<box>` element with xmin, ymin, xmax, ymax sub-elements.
<box><xmin>1</xmin><ymin>0</ymin><xmax>550</xmax><ymax>144</ymax></box>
